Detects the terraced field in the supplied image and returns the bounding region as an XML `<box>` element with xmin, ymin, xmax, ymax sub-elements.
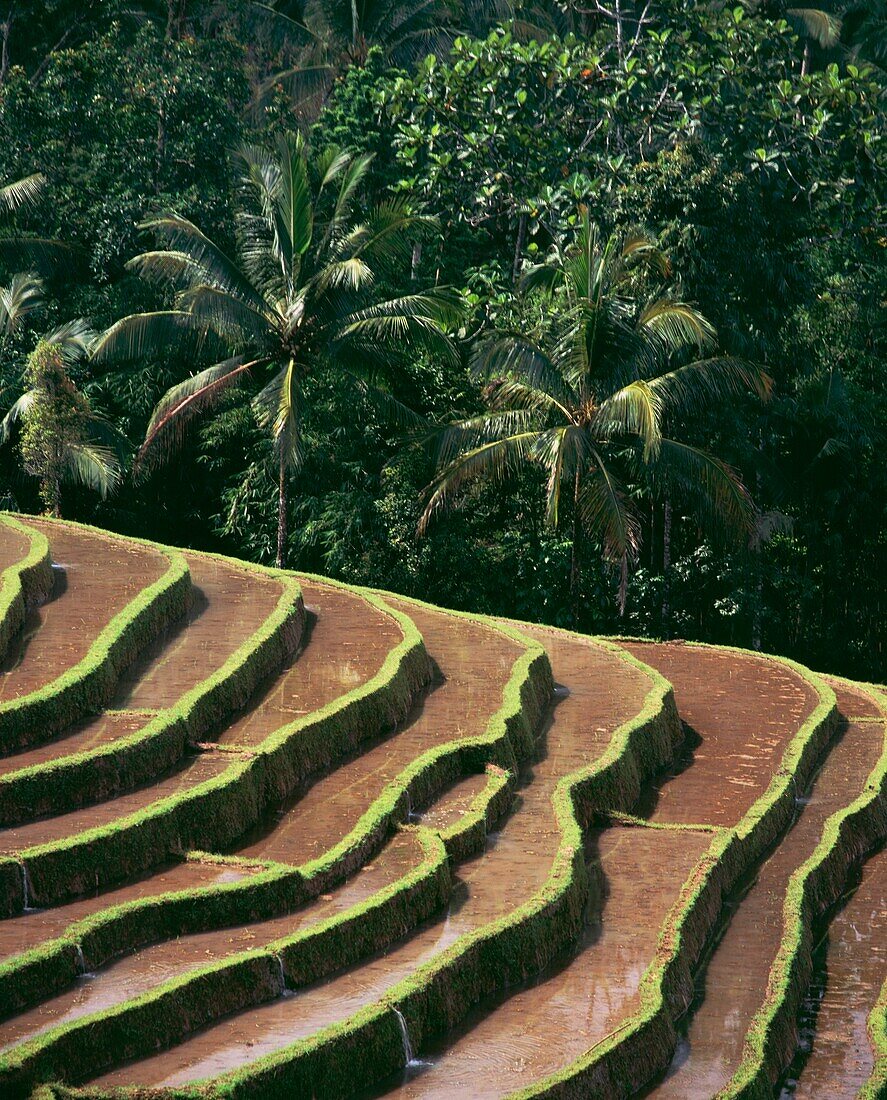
<box><xmin>0</xmin><ymin>514</ymin><xmax>883</xmax><ymax>1100</ymax></box>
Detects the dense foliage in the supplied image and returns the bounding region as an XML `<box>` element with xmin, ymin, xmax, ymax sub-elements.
<box><xmin>0</xmin><ymin>0</ymin><xmax>883</xmax><ymax>679</ymax></box>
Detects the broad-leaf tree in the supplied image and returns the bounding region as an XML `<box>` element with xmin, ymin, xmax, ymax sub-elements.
<box><xmin>94</xmin><ymin>133</ymin><xmax>461</xmax><ymax>567</ymax></box>
<box><xmin>1</xmin><ymin>321</ymin><xmax>121</xmax><ymax>516</ymax></box>
<box><xmin>419</xmin><ymin>211</ymin><xmax>773</xmax><ymax>616</ymax></box>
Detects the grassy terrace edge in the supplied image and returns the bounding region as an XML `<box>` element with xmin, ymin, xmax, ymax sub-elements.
<box><xmin>0</xmin><ymin>598</ymin><xmax>541</xmax><ymax>1022</ymax></box>
<box><xmin>0</xmin><ymin>556</ymin><xmax>429</xmax><ymax>915</ymax></box>
<box><xmin>0</xmin><ymin>517</ymin><xmax>54</xmax><ymax>661</ymax></box>
<box><xmin>715</xmin><ymin>677</ymin><xmax>887</xmax><ymax>1099</ymax></box>
<box><xmin>0</xmin><ymin>604</ymin><xmax>551</xmax><ymax>1090</ymax></box>
<box><xmin>0</xmin><ymin>523</ymin><xmax>310</xmax><ymax>825</ymax></box>
<box><xmin>38</xmin><ymin>628</ymin><xmax>682</xmax><ymax>1100</ymax></box>
<box><xmin>502</xmin><ymin>637</ymin><xmax>839</xmax><ymax>1100</ymax></box>
<box><xmin>0</xmin><ymin>514</ymin><xmax>193</xmax><ymax>755</ymax></box>
<box><xmin>0</xmin><ymin>769</ymin><xmax>517</xmax><ymax>1096</ymax></box>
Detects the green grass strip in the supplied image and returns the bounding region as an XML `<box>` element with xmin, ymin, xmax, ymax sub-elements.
<box><xmin>0</xmin><ymin>514</ymin><xmax>192</xmax><ymax>754</ymax></box>
<box><xmin>717</xmin><ymin>680</ymin><xmax>887</xmax><ymax>1098</ymax></box>
<box><xmin>0</xmin><ymin>595</ymin><xmax>540</xmax><ymax>1027</ymax></box>
<box><xmin>503</xmin><ymin>638</ymin><xmax>838</xmax><ymax>1100</ymax></box>
<box><xmin>0</xmin><ymin>530</ymin><xmax>307</xmax><ymax>826</ymax></box>
<box><xmin>0</xmin><ymin>515</ymin><xmax>53</xmax><ymax>661</ymax></box>
<box><xmin>51</xmin><ymin>631</ymin><xmax>679</xmax><ymax>1099</ymax></box>
<box><xmin>10</xmin><ymin>762</ymin><xmax>519</xmax><ymax>1094</ymax></box>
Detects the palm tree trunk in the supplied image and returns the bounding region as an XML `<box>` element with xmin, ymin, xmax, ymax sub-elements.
<box><xmin>570</xmin><ymin>469</ymin><xmax>582</xmax><ymax>625</ymax></box>
<box><xmin>662</xmin><ymin>497</ymin><xmax>672</xmax><ymax>638</ymax></box>
<box><xmin>512</xmin><ymin>212</ymin><xmax>527</xmax><ymax>286</ymax></box>
<box><xmin>276</xmin><ymin>451</ymin><xmax>288</xmax><ymax>570</ymax></box>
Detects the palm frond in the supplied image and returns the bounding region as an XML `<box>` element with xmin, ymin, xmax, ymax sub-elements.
<box><xmin>310</xmin><ymin>257</ymin><xmax>374</xmax><ymax>293</ymax></box>
<box><xmin>62</xmin><ymin>441</ymin><xmax>121</xmax><ymax>498</ymax></box>
<box><xmin>91</xmin><ymin>310</ymin><xmax>219</xmax><ymax>364</ymax></box>
<box><xmin>0</xmin><ymin>174</ymin><xmax>46</xmax><ymax>215</ymax></box>
<box><xmin>44</xmin><ymin>318</ymin><xmax>95</xmax><ymax>364</ymax></box>
<box><xmin>471</xmin><ymin>336</ymin><xmax>575</xmax><ymax>409</ymax></box>
<box><xmin>252</xmin><ymin>359</ymin><xmax>303</xmax><ymax>471</ymax></box>
<box><xmin>787</xmin><ymin>7</ymin><xmax>842</xmax><ymax>45</ymax></box>
<box><xmin>0</xmin><ymin>390</ymin><xmax>37</xmax><ymax>444</ymax></box>
<box><xmin>648</xmin><ymin>356</ymin><xmax>773</xmax><ymax>414</ymax></box>
<box><xmin>138</xmin><ymin>355</ymin><xmax>260</xmax><ymax>471</ymax></box>
<box><xmin>638</xmin><ymin>298</ymin><xmax>717</xmax><ymax>354</ymax></box>
<box><xmin>646</xmin><ymin>439</ymin><xmax>756</xmax><ymax>538</ymax></box>
<box><xmin>0</xmin><ymin>273</ymin><xmax>44</xmax><ymax>337</ymax></box>
<box><xmin>137</xmin><ymin>214</ymin><xmax>270</xmax><ymax>315</ymax></box>
<box><xmin>418</xmin><ymin>431</ymin><xmax>540</xmax><ymax>534</ymax></box>
<box><xmin>177</xmin><ymin>284</ymin><xmax>276</xmax><ymax>345</ymax></box>
<box><xmin>592</xmin><ymin>379</ymin><xmax>663</xmax><ymax>457</ymax></box>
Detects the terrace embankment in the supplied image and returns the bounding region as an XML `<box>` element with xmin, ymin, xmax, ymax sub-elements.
<box><xmin>778</xmin><ymin>683</ymin><xmax>887</xmax><ymax>1100</ymax></box>
<box><xmin>352</xmin><ymin>638</ymin><xmax>825</xmax><ymax>1098</ymax></box>
<box><xmin>640</xmin><ymin>678</ymin><xmax>885</xmax><ymax>1098</ymax></box>
<box><xmin>78</xmin><ymin>624</ymin><xmax>656</xmax><ymax>1090</ymax></box>
<box><xmin>0</xmin><ymin>522</ymin><xmax>169</xmax><ymax>712</ymax></box>
<box><xmin>0</xmin><ymin>577</ymin><xmax>400</xmax><ymax>953</ymax></box>
<box><xmin>0</xmin><ymin>549</ymin><xmax>283</xmax><ymax>779</ymax></box>
<box><xmin>0</xmin><ymin>523</ymin><xmax>30</xmax><ymax>575</ymax></box>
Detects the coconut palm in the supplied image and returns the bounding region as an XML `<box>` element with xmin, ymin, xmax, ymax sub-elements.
<box><xmin>93</xmin><ymin>133</ymin><xmax>461</xmax><ymax>567</ymax></box>
<box><xmin>419</xmin><ymin>210</ymin><xmax>773</xmax><ymax>616</ymax></box>
<box><xmin>1</xmin><ymin>321</ymin><xmax>121</xmax><ymax>516</ymax></box>
<box><xmin>0</xmin><ymin>172</ymin><xmax>72</xmax><ymax>274</ymax></box>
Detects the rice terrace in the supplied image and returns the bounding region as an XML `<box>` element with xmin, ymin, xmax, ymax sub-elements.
<box><xmin>0</xmin><ymin>1</ymin><xmax>884</xmax><ymax>1097</ymax></box>
<box><xmin>0</xmin><ymin>513</ymin><xmax>881</xmax><ymax>1099</ymax></box>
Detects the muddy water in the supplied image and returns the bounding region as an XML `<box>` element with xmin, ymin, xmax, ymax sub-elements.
<box><xmin>417</xmin><ymin>774</ymin><xmax>491</xmax><ymax>832</ymax></box>
<box><xmin>232</xmin><ymin>600</ymin><xmax>525</xmax><ymax>865</ymax></box>
<box><xmin>643</xmin><ymin>686</ymin><xmax>884</xmax><ymax>1097</ymax></box>
<box><xmin>0</xmin><ymin>752</ymin><xmax>232</xmax><ymax>853</ymax></box>
<box><xmin>88</xmin><ymin>629</ymin><xmax>651</xmax><ymax>1088</ymax></box>
<box><xmin>0</xmin><ymin>581</ymin><xmax>400</xmax><ymax>952</ymax></box>
<box><xmin>0</xmin><ymin>524</ymin><xmax>167</xmax><ymax>705</ymax></box>
<box><xmin>374</xmin><ymin>828</ymin><xmax>712</xmax><ymax>1099</ymax></box>
<box><xmin>113</xmin><ymin>552</ymin><xmax>282</xmax><ymax>711</ymax></box>
<box><xmin>0</xmin><ymin>712</ymin><xmax>154</xmax><ymax>777</ymax></box>
<box><xmin>786</xmin><ymin>845</ymin><xmax>886</xmax><ymax>1098</ymax></box>
<box><xmin>0</xmin><ymin>551</ymin><xmax>282</xmax><ymax>777</ymax></box>
<box><xmin>782</xmin><ymin>682</ymin><xmax>887</xmax><ymax>1100</ymax></box>
<box><xmin>0</xmin><ymin>830</ymin><xmax>424</xmax><ymax>1051</ymax></box>
<box><xmin>216</xmin><ymin>582</ymin><xmax>399</xmax><ymax>747</ymax></box>
<box><xmin>0</xmin><ymin>859</ymin><xmax>260</xmax><ymax>963</ymax></box>
<box><xmin>624</xmin><ymin>643</ymin><xmax>818</xmax><ymax>827</ymax></box>
<box><xmin>0</xmin><ymin>523</ymin><xmax>30</xmax><ymax>575</ymax></box>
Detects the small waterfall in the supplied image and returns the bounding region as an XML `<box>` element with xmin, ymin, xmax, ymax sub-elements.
<box><xmin>392</xmin><ymin>1007</ymin><xmax>414</xmax><ymax>1066</ymax></box>
<box><xmin>274</xmin><ymin>954</ymin><xmax>290</xmax><ymax>997</ymax></box>
<box><xmin>74</xmin><ymin>944</ymin><xmax>86</xmax><ymax>974</ymax></box>
<box><xmin>20</xmin><ymin>863</ymin><xmax>35</xmax><ymax>912</ymax></box>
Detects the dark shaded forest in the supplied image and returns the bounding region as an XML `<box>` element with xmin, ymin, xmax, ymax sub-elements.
<box><xmin>0</xmin><ymin>0</ymin><xmax>883</xmax><ymax>679</ymax></box>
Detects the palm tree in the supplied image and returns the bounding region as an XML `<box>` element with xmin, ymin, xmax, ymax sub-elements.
<box><xmin>419</xmin><ymin>210</ymin><xmax>773</xmax><ymax>617</ymax></box>
<box><xmin>252</xmin><ymin>0</ymin><xmax>459</xmax><ymax>108</ymax></box>
<box><xmin>0</xmin><ymin>172</ymin><xmax>71</xmax><ymax>274</ymax></box>
<box><xmin>93</xmin><ymin>133</ymin><xmax>461</xmax><ymax>567</ymax></box>
<box><xmin>1</xmin><ymin>321</ymin><xmax>121</xmax><ymax>516</ymax></box>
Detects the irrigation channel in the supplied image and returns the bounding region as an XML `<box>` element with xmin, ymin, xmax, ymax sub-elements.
<box><xmin>0</xmin><ymin>516</ymin><xmax>884</xmax><ymax>1100</ymax></box>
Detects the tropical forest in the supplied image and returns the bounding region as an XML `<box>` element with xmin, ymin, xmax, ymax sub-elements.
<box><xmin>0</xmin><ymin>1</ymin><xmax>883</xmax><ymax>1098</ymax></box>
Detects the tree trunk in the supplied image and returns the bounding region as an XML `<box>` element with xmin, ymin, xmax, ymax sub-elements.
<box><xmin>0</xmin><ymin>9</ymin><xmax>13</xmax><ymax>87</ymax></box>
<box><xmin>662</xmin><ymin>497</ymin><xmax>672</xmax><ymax>638</ymax></box>
<box><xmin>801</xmin><ymin>40</ymin><xmax>811</xmax><ymax>77</ymax></box>
<box><xmin>276</xmin><ymin>451</ymin><xmax>288</xmax><ymax>570</ymax></box>
<box><xmin>411</xmin><ymin>241</ymin><xmax>422</xmax><ymax>283</ymax></box>
<box><xmin>570</xmin><ymin>470</ymin><xmax>582</xmax><ymax>626</ymax></box>
<box><xmin>512</xmin><ymin>212</ymin><xmax>527</xmax><ymax>286</ymax></box>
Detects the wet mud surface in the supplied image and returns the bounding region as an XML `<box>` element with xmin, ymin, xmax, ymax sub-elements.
<box><xmin>0</xmin><ymin>523</ymin><xmax>168</xmax><ymax>706</ymax></box>
<box><xmin>87</xmin><ymin>627</ymin><xmax>650</xmax><ymax>1087</ymax></box>
<box><xmin>643</xmin><ymin>684</ymin><xmax>883</xmax><ymax>1097</ymax></box>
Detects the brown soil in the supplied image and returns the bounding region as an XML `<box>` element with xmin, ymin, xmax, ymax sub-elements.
<box><xmin>0</xmin><ymin>523</ymin><xmax>168</xmax><ymax>705</ymax></box>
<box><xmin>623</xmin><ymin>642</ymin><xmax>819</xmax><ymax>827</ymax></box>
<box><xmin>643</xmin><ymin>683</ymin><xmax>884</xmax><ymax>1097</ymax></box>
